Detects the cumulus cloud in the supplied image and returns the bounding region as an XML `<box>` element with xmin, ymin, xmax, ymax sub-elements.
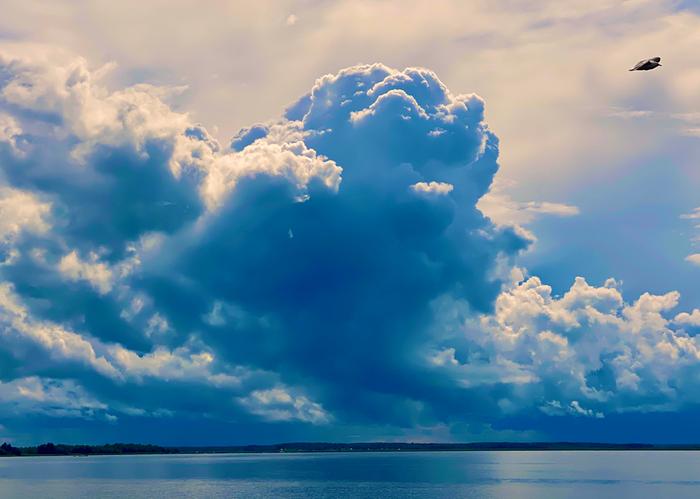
<box><xmin>58</xmin><ymin>251</ymin><xmax>114</xmax><ymax>295</ymax></box>
<box><xmin>0</xmin><ymin>47</ymin><xmax>206</xmax><ymax>260</ymax></box>
<box><xmin>1</xmin><ymin>45</ymin><xmax>698</xmax><ymax>443</ymax></box>
<box><xmin>411</xmin><ymin>181</ymin><xmax>454</xmax><ymax>196</ymax></box>
<box><xmin>0</xmin><ymin>282</ymin><xmax>121</xmax><ymax>379</ymax></box>
<box><xmin>430</xmin><ymin>274</ymin><xmax>700</xmax><ymax>419</ymax></box>
<box><xmin>0</xmin><ymin>188</ymin><xmax>50</xmax><ymax>244</ymax></box>
<box><xmin>158</xmin><ymin>63</ymin><xmax>533</xmax><ymax>430</ymax></box>
<box><xmin>0</xmin><ymin>281</ymin><xmax>238</xmax><ymax>389</ymax></box>
<box><xmin>0</xmin><ymin>277</ymin><xmax>326</xmax><ymax>427</ymax></box>
<box><xmin>675</xmin><ymin>309</ymin><xmax>700</xmax><ymax>327</ymax></box>
<box><xmin>200</xmin><ymin>138</ymin><xmax>341</xmax><ymax>210</ymax></box>
<box><xmin>0</xmin><ymin>50</ymin><xmax>533</xmax><ymax>435</ymax></box>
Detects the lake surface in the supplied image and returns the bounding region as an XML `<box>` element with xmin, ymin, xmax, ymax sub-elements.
<box><xmin>1</xmin><ymin>451</ymin><xmax>699</xmax><ymax>498</ymax></box>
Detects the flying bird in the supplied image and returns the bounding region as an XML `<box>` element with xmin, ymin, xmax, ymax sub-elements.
<box><xmin>629</xmin><ymin>57</ymin><xmax>662</xmax><ymax>71</ymax></box>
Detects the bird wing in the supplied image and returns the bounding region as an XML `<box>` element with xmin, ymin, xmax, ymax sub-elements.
<box><xmin>631</xmin><ymin>59</ymin><xmax>649</xmax><ymax>70</ymax></box>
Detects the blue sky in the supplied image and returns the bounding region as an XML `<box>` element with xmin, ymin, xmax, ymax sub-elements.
<box><xmin>0</xmin><ymin>0</ymin><xmax>700</xmax><ymax>445</ymax></box>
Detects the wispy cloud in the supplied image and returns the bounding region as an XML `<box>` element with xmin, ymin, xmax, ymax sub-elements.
<box><xmin>607</xmin><ymin>108</ymin><xmax>700</xmax><ymax>138</ymax></box>
<box><xmin>681</xmin><ymin>209</ymin><xmax>700</xmax><ymax>264</ymax></box>
<box><xmin>479</xmin><ymin>178</ymin><xmax>580</xmax><ymax>226</ymax></box>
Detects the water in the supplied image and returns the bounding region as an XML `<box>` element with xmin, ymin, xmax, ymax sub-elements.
<box><xmin>0</xmin><ymin>451</ymin><xmax>699</xmax><ymax>498</ymax></box>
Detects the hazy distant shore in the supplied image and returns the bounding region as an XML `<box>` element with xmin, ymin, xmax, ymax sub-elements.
<box><xmin>4</xmin><ymin>442</ymin><xmax>700</xmax><ymax>457</ymax></box>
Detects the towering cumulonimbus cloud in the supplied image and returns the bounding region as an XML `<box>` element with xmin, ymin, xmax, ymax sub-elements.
<box><xmin>0</xmin><ymin>46</ymin><xmax>699</xmax><ymax>442</ymax></box>
<box><xmin>139</xmin><ymin>63</ymin><xmax>531</xmax><ymax>427</ymax></box>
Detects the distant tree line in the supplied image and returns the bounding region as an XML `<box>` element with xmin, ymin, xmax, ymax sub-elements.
<box><xmin>0</xmin><ymin>443</ymin><xmax>21</xmax><ymax>456</ymax></box>
<box><xmin>181</xmin><ymin>442</ymin><xmax>661</xmax><ymax>453</ymax></box>
<box><xmin>4</xmin><ymin>441</ymin><xmax>700</xmax><ymax>457</ymax></box>
<box><xmin>0</xmin><ymin>442</ymin><xmax>177</xmax><ymax>456</ymax></box>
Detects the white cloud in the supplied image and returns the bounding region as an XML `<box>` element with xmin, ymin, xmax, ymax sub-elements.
<box><xmin>569</xmin><ymin>400</ymin><xmax>604</xmax><ymax>419</ymax></box>
<box><xmin>239</xmin><ymin>387</ymin><xmax>331</xmax><ymax>424</ymax></box>
<box><xmin>540</xmin><ymin>400</ymin><xmax>604</xmax><ymax>419</ymax></box>
<box><xmin>681</xmin><ymin>208</ymin><xmax>700</xmax><ymax>220</ymax></box>
<box><xmin>681</xmin><ymin>209</ymin><xmax>700</xmax><ymax>264</ymax></box>
<box><xmin>200</xmin><ymin>137</ymin><xmax>342</xmax><ymax>210</ymax></box>
<box><xmin>429</xmin><ymin>347</ymin><xmax>459</xmax><ymax>366</ymax></box>
<box><xmin>0</xmin><ymin>113</ymin><xmax>23</xmax><ymax>154</ymax></box>
<box><xmin>411</xmin><ymin>181</ymin><xmax>454</xmax><ymax>196</ymax></box>
<box><xmin>58</xmin><ymin>251</ymin><xmax>114</xmax><ymax>294</ymax></box>
<box><xmin>0</xmin><ymin>48</ymin><xmax>191</xmax><ymax>169</ymax></box>
<box><xmin>674</xmin><ymin>309</ymin><xmax>700</xmax><ymax>327</ymax></box>
<box><xmin>0</xmin><ymin>187</ymin><xmax>51</xmax><ymax>244</ymax></box>
<box><xmin>606</xmin><ymin>107</ymin><xmax>655</xmax><ymax>119</ymax></box>
<box><xmin>0</xmin><ymin>376</ymin><xmax>108</xmax><ymax>418</ymax></box>
<box><xmin>435</xmin><ymin>273</ymin><xmax>700</xmax><ymax>415</ymax></box>
<box><xmin>1</xmin><ymin>46</ymin><xmax>344</xmax><ymax>216</ymax></box>
<box><xmin>685</xmin><ymin>254</ymin><xmax>700</xmax><ymax>266</ymax></box>
<box><xmin>120</xmin><ymin>295</ymin><xmax>146</xmax><ymax>321</ymax></box>
<box><xmin>0</xmin><ymin>282</ymin><xmax>121</xmax><ymax>378</ymax></box>
<box><xmin>478</xmin><ymin>178</ymin><xmax>579</xmax><ymax>226</ymax></box>
<box><xmin>522</xmin><ymin>201</ymin><xmax>580</xmax><ymax>217</ymax></box>
<box><xmin>145</xmin><ymin>313</ymin><xmax>170</xmax><ymax>336</ymax></box>
<box><xmin>0</xmin><ymin>282</ymin><xmax>245</xmax><ymax>388</ymax></box>
<box><xmin>203</xmin><ymin>301</ymin><xmax>227</xmax><ymax>326</ymax></box>
<box><xmin>130</xmin><ymin>346</ymin><xmax>232</xmax><ymax>384</ymax></box>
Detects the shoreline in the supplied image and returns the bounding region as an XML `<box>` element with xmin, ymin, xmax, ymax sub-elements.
<box><xmin>5</xmin><ymin>442</ymin><xmax>700</xmax><ymax>457</ymax></box>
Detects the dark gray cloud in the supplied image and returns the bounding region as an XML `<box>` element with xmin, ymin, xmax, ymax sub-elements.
<box><xmin>136</xmin><ymin>63</ymin><xmax>530</xmax><ymax>428</ymax></box>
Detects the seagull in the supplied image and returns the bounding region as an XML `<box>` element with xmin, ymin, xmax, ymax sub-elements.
<box><xmin>629</xmin><ymin>57</ymin><xmax>662</xmax><ymax>71</ymax></box>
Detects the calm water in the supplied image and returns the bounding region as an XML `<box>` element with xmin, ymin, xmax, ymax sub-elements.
<box><xmin>1</xmin><ymin>451</ymin><xmax>699</xmax><ymax>498</ymax></box>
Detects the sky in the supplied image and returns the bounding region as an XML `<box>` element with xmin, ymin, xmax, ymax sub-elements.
<box><xmin>0</xmin><ymin>0</ymin><xmax>700</xmax><ymax>445</ymax></box>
